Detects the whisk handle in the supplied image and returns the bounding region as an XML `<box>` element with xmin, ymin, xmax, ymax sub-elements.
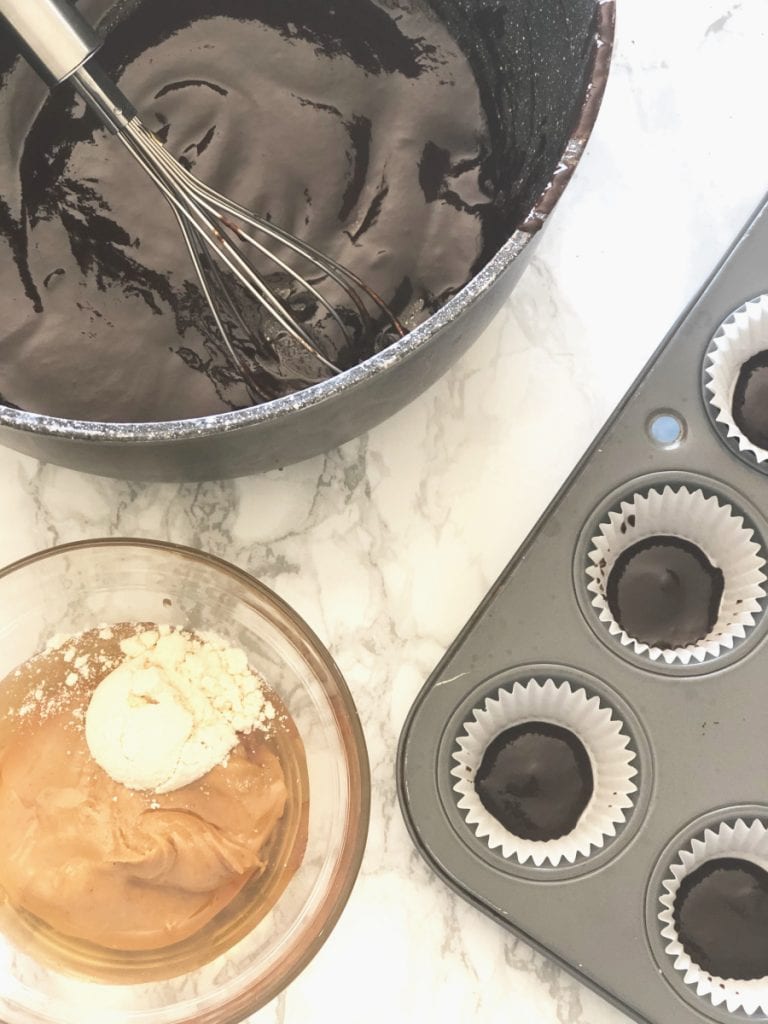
<box><xmin>0</xmin><ymin>0</ymin><xmax>101</xmax><ymax>86</ymax></box>
<box><xmin>0</xmin><ymin>0</ymin><xmax>136</xmax><ymax>132</ymax></box>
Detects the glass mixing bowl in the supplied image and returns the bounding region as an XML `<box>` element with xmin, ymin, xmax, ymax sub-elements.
<box><xmin>0</xmin><ymin>539</ymin><xmax>369</xmax><ymax>1024</ymax></box>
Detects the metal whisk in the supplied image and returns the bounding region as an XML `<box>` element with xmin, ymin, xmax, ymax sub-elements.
<box><xmin>0</xmin><ymin>0</ymin><xmax>404</xmax><ymax>396</ymax></box>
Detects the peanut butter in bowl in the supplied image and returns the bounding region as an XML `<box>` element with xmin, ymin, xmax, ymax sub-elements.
<box><xmin>0</xmin><ymin>622</ymin><xmax>309</xmax><ymax>979</ymax></box>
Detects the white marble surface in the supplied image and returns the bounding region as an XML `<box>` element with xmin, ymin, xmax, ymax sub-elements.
<box><xmin>2</xmin><ymin>1</ymin><xmax>768</xmax><ymax>1021</ymax></box>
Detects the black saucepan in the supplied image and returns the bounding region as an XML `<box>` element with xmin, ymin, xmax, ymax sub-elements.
<box><xmin>0</xmin><ymin>0</ymin><xmax>614</xmax><ymax>481</ymax></box>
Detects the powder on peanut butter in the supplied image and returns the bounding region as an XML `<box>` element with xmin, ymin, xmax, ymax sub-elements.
<box><xmin>85</xmin><ymin>626</ymin><xmax>275</xmax><ymax>793</ymax></box>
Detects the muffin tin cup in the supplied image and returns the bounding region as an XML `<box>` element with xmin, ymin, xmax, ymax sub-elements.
<box><xmin>705</xmin><ymin>294</ymin><xmax>768</xmax><ymax>465</ymax></box>
<box><xmin>585</xmin><ymin>484</ymin><xmax>767</xmax><ymax>665</ymax></box>
<box><xmin>450</xmin><ymin>678</ymin><xmax>637</xmax><ymax>867</ymax></box>
<box><xmin>657</xmin><ymin>817</ymin><xmax>768</xmax><ymax>1018</ymax></box>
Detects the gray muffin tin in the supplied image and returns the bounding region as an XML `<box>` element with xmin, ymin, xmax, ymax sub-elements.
<box><xmin>397</xmin><ymin>194</ymin><xmax>768</xmax><ymax>1024</ymax></box>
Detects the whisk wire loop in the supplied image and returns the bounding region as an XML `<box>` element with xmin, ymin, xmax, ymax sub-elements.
<box><xmin>121</xmin><ymin>120</ymin><xmax>343</xmax><ymax>374</ymax></box>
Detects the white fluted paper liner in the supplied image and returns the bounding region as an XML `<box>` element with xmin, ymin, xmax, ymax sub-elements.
<box><xmin>658</xmin><ymin>818</ymin><xmax>768</xmax><ymax>1016</ymax></box>
<box><xmin>450</xmin><ymin>679</ymin><xmax>637</xmax><ymax>867</ymax></box>
<box><xmin>586</xmin><ymin>485</ymin><xmax>766</xmax><ymax>665</ymax></box>
<box><xmin>705</xmin><ymin>294</ymin><xmax>768</xmax><ymax>463</ymax></box>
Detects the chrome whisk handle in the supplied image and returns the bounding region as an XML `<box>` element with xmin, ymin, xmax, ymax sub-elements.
<box><xmin>0</xmin><ymin>0</ymin><xmax>135</xmax><ymax>132</ymax></box>
<box><xmin>0</xmin><ymin>0</ymin><xmax>101</xmax><ymax>85</ymax></box>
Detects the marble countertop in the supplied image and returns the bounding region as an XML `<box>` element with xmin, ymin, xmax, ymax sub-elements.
<box><xmin>1</xmin><ymin>1</ymin><xmax>767</xmax><ymax>1022</ymax></box>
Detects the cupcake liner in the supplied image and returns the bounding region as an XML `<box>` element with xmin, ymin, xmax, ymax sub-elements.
<box><xmin>658</xmin><ymin>818</ymin><xmax>768</xmax><ymax>1016</ymax></box>
<box><xmin>585</xmin><ymin>485</ymin><xmax>766</xmax><ymax>665</ymax></box>
<box><xmin>705</xmin><ymin>294</ymin><xmax>768</xmax><ymax>463</ymax></box>
<box><xmin>450</xmin><ymin>678</ymin><xmax>637</xmax><ymax>867</ymax></box>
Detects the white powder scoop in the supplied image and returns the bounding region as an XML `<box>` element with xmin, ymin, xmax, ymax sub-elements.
<box><xmin>85</xmin><ymin>627</ymin><xmax>275</xmax><ymax>794</ymax></box>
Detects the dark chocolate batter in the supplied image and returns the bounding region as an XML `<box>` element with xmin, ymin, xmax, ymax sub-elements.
<box><xmin>474</xmin><ymin>721</ymin><xmax>594</xmax><ymax>842</ymax></box>
<box><xmin>0</xmin><ymin>0</ymin><xmax>502</xmax><ymax>421</ymax></box>
<box><xmin>673</xmin><ymin>857</ymin><xmax>768</xmax><ymax>981</ymax></box>
<box><xmin>733</xmin><ymin>350</ymin><xmax>768</xmax><ymax>450</ymax></box>
<box><xmin>606</xmin><ymin>536</ymin><xmax>724</xmax><ymax>649</ymax></box>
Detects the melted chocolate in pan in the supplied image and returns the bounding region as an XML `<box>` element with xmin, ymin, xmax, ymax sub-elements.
<box><xmin>0</xmin><ymin>0</ymin><xmax>507</xmax><ymax>421</ymax></box>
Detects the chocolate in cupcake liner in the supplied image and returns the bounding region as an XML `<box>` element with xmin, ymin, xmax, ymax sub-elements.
<box><xmin>705</xmin><ymin>294</ymin><xmax>768</xmax><ymax>463</ymax></box>
<box><xmin>450</xmin><ymin>678</ymin><xmax>637</xmax><ymax>867</ymax></box>
<box><xmin>658</xmin><ymin>818</ymin><xmax>768</xmax><ymax>1017</ymax></box>
<box><xmin>585</xmin><ymin>485</ymin><xmax>766</xmax><ymax>665</ymax></box>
